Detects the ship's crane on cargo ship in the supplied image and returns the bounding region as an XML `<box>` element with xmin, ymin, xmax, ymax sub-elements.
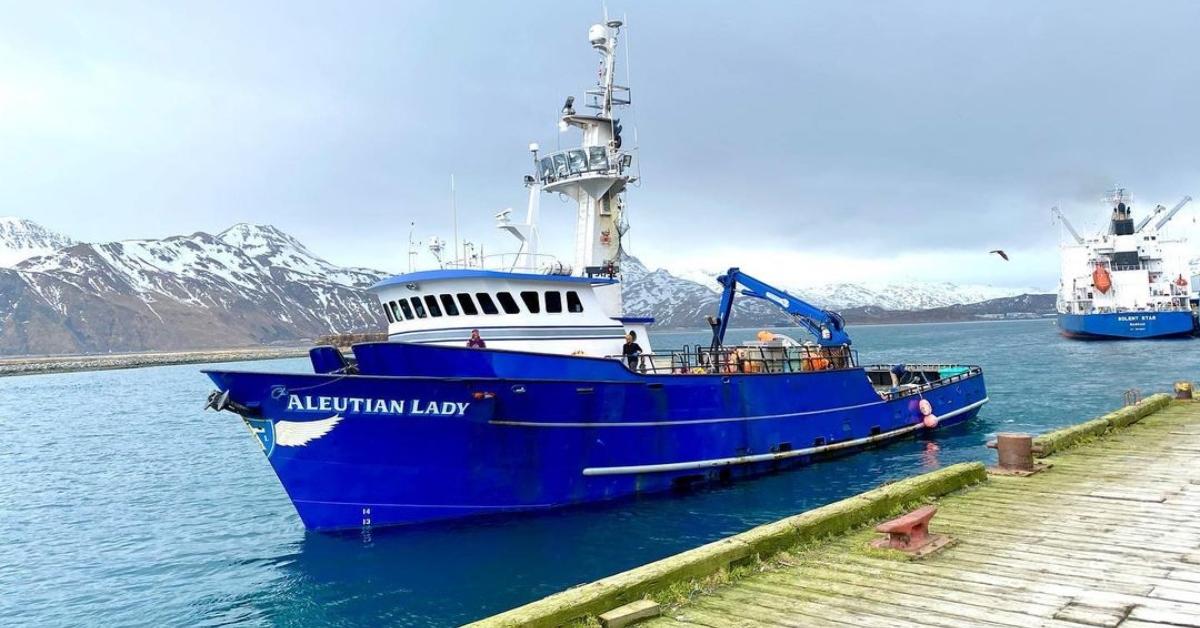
<box><xmin>1149</xmin><ymin>196</ymin><xmax>1192</xmax><ymax>233</ymax></box>
<box><xmin>708</xmin><ymin>267</ymin><xmax>851</xmax><ymax>349</ymax></box>
<box><xmin>1051</xmin><ymin>206</ymin><xmax>1085</xmax><ymax>244</ymax></box>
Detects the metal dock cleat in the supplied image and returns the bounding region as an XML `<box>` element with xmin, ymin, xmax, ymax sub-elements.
<box><xmin>870</xmin><ymin>505</ymin><xmax>954</xmax><ymax>558</ymax></box>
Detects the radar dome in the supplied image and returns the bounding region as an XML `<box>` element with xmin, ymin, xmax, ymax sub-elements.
<box><xmin>588</xmin><ymin>24</ymin><xmax>607</xmax><ymax>47</ymax></box>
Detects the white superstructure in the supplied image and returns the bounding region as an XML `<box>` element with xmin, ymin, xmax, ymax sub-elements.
<box><xmin>368</xmin><ymin>19</ymin><xmax>651</xmax><ymax>356</ymax></box>
<box><xmin>1056</xmin><ymin>188</ymin><xmax>1194</xmax><ymax>315</ymax></box>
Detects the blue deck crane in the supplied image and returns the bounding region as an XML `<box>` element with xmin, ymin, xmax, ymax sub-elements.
<box><xmin>709</xmin><ymin>267</ymin><xmax>851</xmax><ymax>349</ymax></box>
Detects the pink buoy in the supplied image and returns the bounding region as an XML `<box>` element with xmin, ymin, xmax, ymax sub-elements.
<box><xmin>923</xmin><ymin>414</ymin><xmax>939</xmax><ymax>429</ymax></box>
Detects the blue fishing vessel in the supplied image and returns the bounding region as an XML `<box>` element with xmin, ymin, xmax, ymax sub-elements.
<box><xmin>203</xmin><ymin>18</ymin><xmax>988</xmax><ymax>532</ymax></box>
<box><xmin>1054</xmin><ymin>189</ymin><xmax>1196</xmax><ymax>339</ymax></box>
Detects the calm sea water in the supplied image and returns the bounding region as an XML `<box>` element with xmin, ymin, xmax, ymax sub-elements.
<box><xmin>3</xmin><ymin>319</ymin><xmax>1197</xmax><ymax>626</ymax></box>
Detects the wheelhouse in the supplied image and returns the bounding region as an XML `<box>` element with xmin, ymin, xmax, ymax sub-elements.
<box><xmin>369</xmin><ymin>269</ymin><xmax>652</xmax><ymax>356</ymax></box>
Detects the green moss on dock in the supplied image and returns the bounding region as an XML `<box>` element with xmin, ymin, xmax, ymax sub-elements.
<box><xmin>1034</xmin><ymin>393</ymin><xmax>1172</xmax><ymax>456</ymax></box>
<box><xmin>468</xmin><ymin>463</ymin><xmax>986</xmax><ymax>628</ymax></box>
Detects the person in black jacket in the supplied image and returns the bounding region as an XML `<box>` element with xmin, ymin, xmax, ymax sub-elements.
<box><xmin>622</xmin><ymin>332</ymin><xmax>643</xmax><ymax>370</ymax></box>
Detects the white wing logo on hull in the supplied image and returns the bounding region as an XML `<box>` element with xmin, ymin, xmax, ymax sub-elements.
<box><xmin>274</xmin><ymin>415</ymin><xmax>343</xmax><ymax>447</ymax></box>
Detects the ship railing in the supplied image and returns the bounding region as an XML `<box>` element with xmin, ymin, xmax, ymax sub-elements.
<box><xmin>585</xmin><ymin>85</ymin><xmax>631</xmax><ymax>110</ymax></box>
<box><xmin>862</xmin><ymin>364</ymin><xmax>983</xmax><ymax>401</ymax></box>
<box><xmin>1073</xmin><ymin>303</ymin><xmax>1193</xmax><ymax>314</ymax></box>
<box><xmin>612</xmin><ymin>344</ymin><xmax>859</xmax><ymax>375</ymax></box>
<box><xmin>441</xmin><ymin>253</ymin><xmax>568</xmax><ymax>274</ymax></box>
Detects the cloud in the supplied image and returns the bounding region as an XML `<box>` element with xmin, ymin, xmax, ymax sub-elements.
<box><xmin>3</xmin><ymin>1</ymin><xmax>1199</xmax><ymax>290</ymax></box>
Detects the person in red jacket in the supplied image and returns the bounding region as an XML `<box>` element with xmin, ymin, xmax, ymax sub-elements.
<box><xmin>466</xmin><ymin>329</ymin><xmax>487</xmax><ymax>348</ymax></box>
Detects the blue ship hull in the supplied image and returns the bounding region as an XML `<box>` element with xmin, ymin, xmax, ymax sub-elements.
<box><xmin>1058</xmin><ymin>311</ymin><xmax>1195</xmax><ymax>340</ymax></box>
<box><xmin>205</xmin><ymin>343</ymin><xmax>987</xmax><ymax>531</ymax></box>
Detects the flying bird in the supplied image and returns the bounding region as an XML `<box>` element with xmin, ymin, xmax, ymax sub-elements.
<box><xmin>989</xmin><ymin>249</ymin><xmax>1009</xmax><ymax>261</ymax></box>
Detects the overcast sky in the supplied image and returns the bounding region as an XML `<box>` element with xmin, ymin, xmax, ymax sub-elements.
<box><xmin>3</xmin><ymin>1</ymin><xmax>1199</xmax><ymax>290</ymax></box>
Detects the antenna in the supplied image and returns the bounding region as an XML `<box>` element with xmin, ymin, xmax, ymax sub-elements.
<box><xmin>450</xmin><ymin>174</ymin><xmax>459</xmax><ymax>267</ymax></box>
<box><xmin>407</xmin><ymin>222</ymin><xmax>418</xmax><ymax>272</ymax></box>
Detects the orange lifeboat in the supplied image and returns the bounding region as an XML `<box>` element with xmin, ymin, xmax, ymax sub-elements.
<box><xmin>1093</xmin><ymin>265</ymin><xmax>1112</xmax><ymax>294</ymax></box>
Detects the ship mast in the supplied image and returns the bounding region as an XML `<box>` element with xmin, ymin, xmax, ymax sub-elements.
<box><xmin>534</xmin><ymin>20</ymin><xmax>635</xmax><ymax>279</ymax></box>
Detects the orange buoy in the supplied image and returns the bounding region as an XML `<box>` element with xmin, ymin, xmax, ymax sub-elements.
<box><xmin>1176</xmin><ymin>274</ymin><xmax>1189</xmax><ymax>287</ymax></box>
<box><xmin>918</xmin><ymin>399</ymin><xmax>938</xmax><ymax>428</ymax></box>
<box><xmin>1093</xmin><ymin>265</ymin><xmax>1112</xmax><ymax>294</ymax></box>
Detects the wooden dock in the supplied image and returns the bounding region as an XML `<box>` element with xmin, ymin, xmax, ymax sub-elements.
<box><xmin>644</xmin><ymin>398</ymin><xmax>1200</xmax><ymax>628</ymax></box>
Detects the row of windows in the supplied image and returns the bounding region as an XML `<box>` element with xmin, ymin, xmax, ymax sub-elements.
<box><xmin>383</xmin><ymin>290</ymin><xmax>585</xmax><ymax>324</ymax></box>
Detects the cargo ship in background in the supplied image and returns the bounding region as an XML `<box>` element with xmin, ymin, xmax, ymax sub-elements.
<box><xmin>1055</xmin><ymin>188</ymin><xmax>1196</xmax><ymax>339</ymax></box>
<box><xmin>203</xmin><ymin>17</ymin><xmax>988</xmax><ymax>532</ymax></box>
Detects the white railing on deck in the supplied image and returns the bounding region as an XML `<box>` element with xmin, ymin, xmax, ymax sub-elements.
<box><xmin>441</xmin><ymin>253</ymin><xmax>570</xmax><ymax>275</ymax></box>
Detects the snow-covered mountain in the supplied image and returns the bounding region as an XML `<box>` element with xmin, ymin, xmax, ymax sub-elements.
<box><xmin>0</xmin><ymin>217</ymin><xmax>75</xmax><ymax>268</ymax></box>
<box><xmin>620</xmin><ymin>255</ymin><xmax>789</xmax><ymax>328</ymax></box>
<box><xmin>0</xmin><ymin>222</ymin><xmax>388</xmax><ymax>355</ymax></box>
<box><xmin>794</xmin><ymin>281</ymin><xmax>1043</xmax><ymax>311</ymax></box>
<box><xmin>0</xmin><ymin>217</ymin><xmax>1053</xmax><ymax>355</ymax></box>
<box><xmin>621</xmin><ymin>257</ymin><xmax>1053</xmax><ymax>328</ymax></box>
<box><xmin>661</xmin><ymin>264</ymin><xmax>1042</xmax><ymax>311</ymax></box>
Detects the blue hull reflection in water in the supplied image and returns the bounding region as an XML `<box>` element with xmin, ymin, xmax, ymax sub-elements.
<box><xmin>6</xmin><ymin>319</ymin><xmax>1200</xmax><ymax>626</ymax></box>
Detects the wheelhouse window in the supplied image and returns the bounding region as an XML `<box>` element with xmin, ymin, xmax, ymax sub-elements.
<box><xmin>439</xmin><ymin>294</ymin><xmax>459</xmax><ymax>316</ymax></box>
<box><xmin>457</xmin><ymin>293</ymin><xmax>479</xmax><ymax>315</ymax></box>
<box><xmin>545</xmin><ymin>291</ymin><xmax>562</xmax><ymax>313</ymax></box>
<box><xmin>424</xmin><ymin>294</ymin><xmax>443</xmax><ymax>317</ymax></box>
<box><xmin>566</xmin><ymin>291</ymin><xmax>584</xmax><ymax>313</ymax></box>
<box><xmin>520</xmin><ymin>291</ymin><xmax>540</xmax><ymax>313</ymax></box>
<box><xmin>383</xmin><ymin>302</ymin><xmax>395</xmax><ymax>323</ymax></box>
<box><xmin>398</xmin><ymin>299</ymin><xmax>414</xmax><ymax>320</ymax></box>
<box><xmin>496</xmin><ymin>291</ymin><xmax>520</xmax><ymax>314</ymax></box>
<box><xmin>476</xmin><ymin>292</ymin><xmax>499</xmax><ymax>315</ymax></box>
<box><xmin>410</xmin><ymin>297</ymin><xmax>427</xmax><ymax>318</ymax></box>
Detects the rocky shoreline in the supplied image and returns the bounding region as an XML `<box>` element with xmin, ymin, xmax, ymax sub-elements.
<box><xmin>0</xmin><ymin>347</ymin><xmax>309</xmax><ymax>377</ymax></box>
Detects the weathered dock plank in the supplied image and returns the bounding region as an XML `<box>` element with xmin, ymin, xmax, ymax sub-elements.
<box><xmin>472</xmin><ymin>393</ymin><xmax>1200</xmax><ymax>627</ymax></box>
<box><xmin>642</xmin><ymin>396</ymin><xmax>1200</xmax><ymax>628</ymax></box>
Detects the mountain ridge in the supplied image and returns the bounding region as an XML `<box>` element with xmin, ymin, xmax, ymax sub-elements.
<box><xmin>0</xmin><ymin>218</ymin><xmax>1054</xmax><ymax>355</ymax></box>
<box><xmin>0</xmin><ymin>217</ymin><xmax>76</xmax><ymax>268</ymax></box>
<box><xmin>1</xmin><ymin>222</ymin><xmax>388</xmax><ymax>355</ymax></box>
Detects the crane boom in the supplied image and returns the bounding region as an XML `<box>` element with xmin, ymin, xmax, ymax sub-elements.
<box><xmin>1051</xmin><ymin>206</ymin><xmax>1084</xmax><ymax>244</ymax></box>
<box><xmin>1135</xmin><ymin>205</ymin><xmax>1166</xmax><ymax>233</ymax></box>
<box><xmin>709</xmin><ymin>267</ymin><xmax>851</xmax><ymax>348</ymax></box>
<box><xmin>1153</xmin><ymin>196</ymin><xmax>1193</xmax><ymax>232</ymax></box>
